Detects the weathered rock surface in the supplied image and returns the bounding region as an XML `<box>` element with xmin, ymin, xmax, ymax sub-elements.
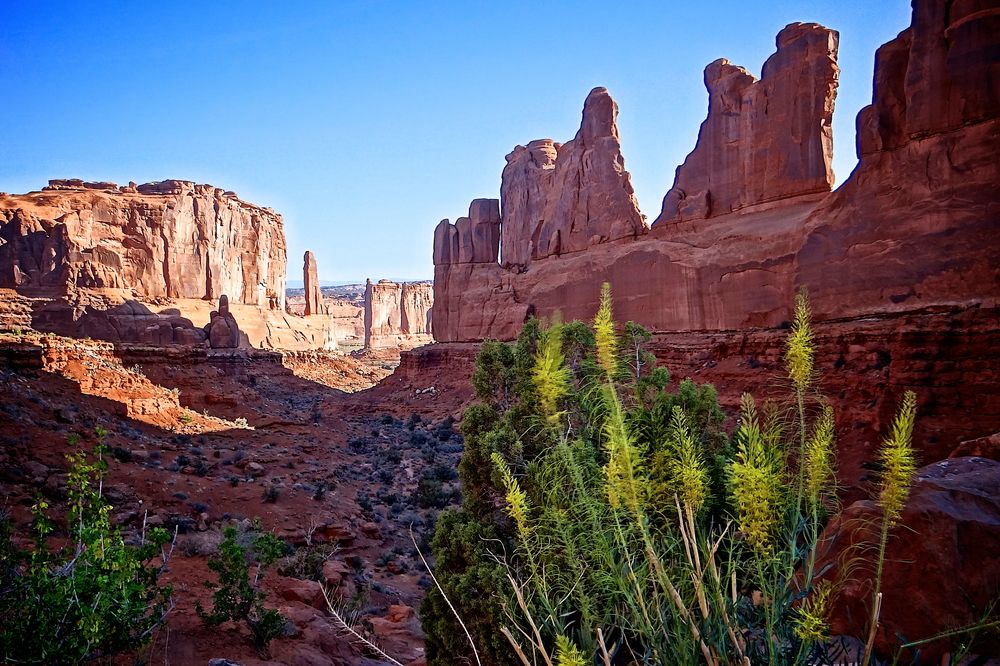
<box><xmin>401</xmin><ymin>282</ymin><xmax>433</xmax><ymax>336</ymax></box>
<box><xmin>0</xmin><ymin>179</ymin><xmax>286</xmax><ymax>309</ymax></box>
<box><xmin>432</xmin><ymin>199</ymin><xmax>501</xmax><ymax>267</ymax></box>
<box><xmin>816</xmin><ymin>457</ymin><xmax>1000</xmax><ymax>662</ymax></box>
<box><xmin>303</xmin><ymin>250</ymin><xmax>325</xmax><ymax>316</ymax></box>
<box><xmin>500</xmin><ymin>139</ymin><xmax>558</xmax><ymax>268</ymax></box>
<box><xmin>69</xmin><ymin>299</ymin><xmax>209</xmax><ymax>346</ymax></box>
<box><xmin>364</xmin><ymin>279</ymin><xmax>434</xmax><ymax>349</ymax></box>
<box><xmin>655</xmin><ymin>23</ymin><xmax>840</xmax><ymax>224</ymax></box>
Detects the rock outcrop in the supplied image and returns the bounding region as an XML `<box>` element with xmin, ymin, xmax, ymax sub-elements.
<box><xmin>205</xmin><ymin>295</ymin><xmax>246</xmax><ymax>349</ymax></box>
<box><xmin>654</xmin><ymin>23</ymin><xmax>840</xmax><ymax>224</ymax></box>
<box><xmin>428</xmin><ymin>3</ymin><xmax>1000</xmax><ymax>492</ymax></box>
<box><xmin>497</xmin><ymin>87</ymin><xmax>645</xmax><ymax>266</ymax></box>
<box><xmin>303</xmin><ymin>251</ymin><xmax>325</xmax><ymax>316</ymax></box>
<box><xmin>0</xmin><ymin>180</ymin><xmax>286</xmax><ymax>309</ymax></box>
<box><xmin>816</xmin><ymin>457</ymin><xmax>1000</xmax><ymax>661</ymax></box>
<box><xmin>363</xmin><ymin>279</ymin><xmax>433</xmax><ymax>349</ymax></box>
<box><xmin>79</xmin><ymin>300</ymin><xmax>208</xmax><ymax>346</ymax></box>
<box><xmin>400</xmin><ymin>282</ymin><xmax>433</xmax><ymax>336</ymax></box>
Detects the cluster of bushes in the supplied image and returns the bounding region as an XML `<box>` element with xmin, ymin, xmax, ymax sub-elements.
<box><xmin>421</xmin><ymin>287</ymin><xmax>933</xmax><ymax>665</ymax></box>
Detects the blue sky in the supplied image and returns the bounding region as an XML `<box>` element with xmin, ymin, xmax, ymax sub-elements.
<box><xmin>0</xmin><ymin>1</ymin><xmax>912</xmax><ymax>282</ymax></box>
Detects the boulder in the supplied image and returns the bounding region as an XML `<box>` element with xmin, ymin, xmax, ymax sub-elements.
<box><xmin>205</xmin><ymin>295</ymin><xmax>244</xmax><ymax>349</ymax></box>
<box><xmin>815</xmin><ymin>457</ymin><xmax>1000</xmax><ymax>662</ymax></box>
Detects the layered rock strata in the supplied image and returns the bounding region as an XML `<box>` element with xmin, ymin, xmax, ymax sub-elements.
<box><xmin>654</xmin><ymin>23</ymin><xmax>840</xmax><ymax>224</ymax></box>
<box><xmin>303</xmin><ymin>251</ymin><xmax>326</xmax><ymax>315</ymax></box>
<box><xmin>0</xmin><ymin>179</ymin><xmax>286</xmax><ymax>309</ymax></box>
<box><xmin>363</xmin><ymin>279</ymin><xmax>433</xmax><ymax>349</ymax></box>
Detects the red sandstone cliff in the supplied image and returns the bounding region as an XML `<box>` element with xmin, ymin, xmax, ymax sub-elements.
<box><xmin>0</xmin><ymin>179</ymin><xmax>287</xmax><ymax>309</ymax></box>
<box><xmin>431</xmin><ymin>4</ymin><xmax>999</xmax><ymax>341</ymax></box>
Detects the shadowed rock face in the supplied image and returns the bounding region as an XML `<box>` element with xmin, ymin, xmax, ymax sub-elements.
<box><xmin>303</xmin><ymin>251</ymin><xmax>325</xmax><ymax>316</ymax></box>
<box><xmin>655</xmin><ymin>22</ymin><xmax>840</xmax><ymax>225</ymax></box>
<box><xmin>0</xmin><ymin>180</ymin><xmax>286</xmax><ymax>309</ymax></box>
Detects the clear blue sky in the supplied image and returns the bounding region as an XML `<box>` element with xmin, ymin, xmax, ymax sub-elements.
<box><xmin>1</xmin><ymin>1</ymin><xmax>912</xmax><ymax>283</ymax></box>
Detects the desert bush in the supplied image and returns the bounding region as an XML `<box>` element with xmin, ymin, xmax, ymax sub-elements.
<box><xmin>197</xmin><ymin>525</ymin><xmax>287</xmax><ymax>656</ymax></box>
<box><xmin>422</xmin><ymin>286</ymin><xmax>923</xmax><ymax>666</ymax></box>
<box><xmin>0</xmin><ymin>435</ymin><xmax>173</xmax><ymax>664</ymax></box>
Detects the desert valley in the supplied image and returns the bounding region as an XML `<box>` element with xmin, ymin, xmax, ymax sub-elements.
<box><xmin>1</xmin><ymin>1</ymin><xmax>999</xmax><ymax>665</ymax></box>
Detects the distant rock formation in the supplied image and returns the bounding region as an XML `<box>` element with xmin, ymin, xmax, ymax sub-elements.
<box><xmin>363</xmin><ymin>279</ymin><xmax>433</xmax><ymax>349</ymax></box>
<box><xmin>303</xmin><ymin>251</ymin><xmax>326</xmax><ymax>315</ymax></box>
<box><xmin>654</xmin><ymin>23</ymin><xmax>839</xmax><ymax>224</ymax></box>
<box><xmin>0</xmin><ymin>179</ymin><xmax>286</xmax><ymax>309</ymax></box>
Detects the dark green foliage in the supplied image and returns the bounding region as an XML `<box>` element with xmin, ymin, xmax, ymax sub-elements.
<box><xmin>0</xmin><ymin>439</ymin><xmax>173</xmax><ymax>664</ymax></box>
<box><xmin>420</xmin><ymin>510</ymin><xmax>519</xmax><ymax>666</ymax></box>
<box><xmin>197</xmin><ymin>526</ymin><xmax>286</xmax><ymax>655</ymax></box>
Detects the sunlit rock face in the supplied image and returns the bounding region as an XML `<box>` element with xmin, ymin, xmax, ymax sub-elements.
<box><xmin>0</xmin><ymin>179</ymin><xmax>287</xmax><ymax>310</ymax></box>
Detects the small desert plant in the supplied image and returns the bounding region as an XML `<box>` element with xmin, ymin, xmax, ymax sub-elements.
<box><xmin>0</xmin><ymin>434</ymin><xmax>174</xmax><ymax>664</ymax></box>
<box><xmin>197</xmin><ymin>525</ymin><xmax>287</xmax><ymax>655</ymax></box>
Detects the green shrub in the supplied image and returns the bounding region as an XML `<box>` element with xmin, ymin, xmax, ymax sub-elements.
<box><xmin>0</xmin><ymin>436</ymin><xmax>173</xmax><ymax>664</ymax></box>
<box><xmin>197</xmin><ymin>525</ymin><xmax>287</xmax><ymax>655</ymax></box>
<box><xmin>422</xmin><ymin>287</ymin><xmax>927</xmax><ymax>665</ymax></box>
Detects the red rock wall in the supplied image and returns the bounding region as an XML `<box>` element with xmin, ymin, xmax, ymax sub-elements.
<box><xmin>0</xmin><ymin>180</ymin><xmax>287</xmax><ymax>309</ymax></box>
<box><xmin>364</xmin><ymin>279</ymin><xmax>434</xmax><ymax>349</ymax></box>
<box><xmin>431</xmin><ymin>5</ymin><xmax>1000</xmax><ymax>343</ymax></box>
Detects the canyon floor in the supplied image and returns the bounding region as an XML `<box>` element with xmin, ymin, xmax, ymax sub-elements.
<box><xmin>0</xmin><ymin>325</ymin><xmax>475</xmax><ymax>665</ymax></box>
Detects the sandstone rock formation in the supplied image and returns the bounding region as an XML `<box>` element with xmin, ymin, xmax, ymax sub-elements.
<box><xmin>303</xmin><ymin>251</ymin><xmax>325</xmax><ymax>316</ymax></box>
<box><xmin>400</xmin><ymin>282</ymin><xmax>433</xmax><ymax>336</ymax></box>
<box><xmin>205</xmin><ymin>295</ymin><xmax>246</xmax><ymax>349</ymax></box>
<box><xmin>77</xmin><ymin>300</ymin><xmax>208</xmax><ymax>346</ymax></box>
<box><xmin>500</xmin><ymin>139</ymin><xmax>558</xmax><ymax>268</ymax></box>
<box><xmin>363</xmin><ymin>279</ymin><xmax>433</xmax><ymax>349</ymax></box>
<box><xmin>531</xmin><ymin>87</ymin><xmax>646</xmax><ymax>258</ymax></box>
<box><xmin>429</xmin><ymin>3</ymin><xmax>1000</xmax><ymax>489</ymax></box>
<box><xmin>0</xmin><ymin>179</ymin><xmax>286</xmax><ymax>309</ymax></box>
<box><xmin>496</xmin><ymin>88</ymin><xmax>645</xmax><ymax>267</ymax></box>
<box><xmin>654</xmin><ymin>23</ymin><xmax>840</xmax><ymax>224</ymax></box>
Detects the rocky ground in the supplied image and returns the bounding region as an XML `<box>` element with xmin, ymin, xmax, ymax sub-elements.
<box><xmin>0</xmin><ymin>329</ymin><xmax>474</xmax><ymax>665</ymax></box>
